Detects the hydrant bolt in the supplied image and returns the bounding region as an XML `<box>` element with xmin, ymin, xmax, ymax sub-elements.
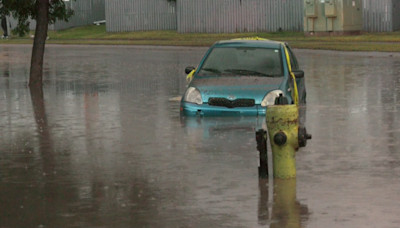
<box><xmin>274</xmin><ymin>132</ymin><xmax>287</xmax><ymax>146</ymax></box>
<box><xmin>298</xmin><ymin>127</ymin><xmax>311</xmax><ymax>148</ymax></box>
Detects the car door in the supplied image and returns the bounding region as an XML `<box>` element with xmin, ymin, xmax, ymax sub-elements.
<box><xmin>285</xmin><ymin>44</ymin><xmax>306</xmax><ymax>104</ymax></box>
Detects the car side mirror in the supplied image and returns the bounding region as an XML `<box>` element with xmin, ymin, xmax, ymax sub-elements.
<box><xmin>292</xmin><ymin>70</ymin><xmax>304</xmax><ymax>78</ymax></box>
<box><xmin>185</xmin><ymin>67</ymin><xmax>195</xmax><ymax>74</ymax></box>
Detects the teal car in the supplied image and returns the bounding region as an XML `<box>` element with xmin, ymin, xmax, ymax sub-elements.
<box><xmin>180</xmin><ymin>38</ymin><xmax>306</xmax><ymax>117</ymax></box>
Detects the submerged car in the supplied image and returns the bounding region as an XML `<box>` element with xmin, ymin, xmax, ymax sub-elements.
<box><xmin>180</xmin><ymin>38</ymin><xmax>306</xmax><ymax>117</ymax></box>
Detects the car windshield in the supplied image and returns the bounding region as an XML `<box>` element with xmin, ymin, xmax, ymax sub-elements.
<box><xmin>198</xmin><ymin>47</ymin><xmax>283</xmax><ymax>77</ymax></box>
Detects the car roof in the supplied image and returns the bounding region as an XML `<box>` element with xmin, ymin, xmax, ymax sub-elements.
<box><xmin>214</xmin><ymin>37</ymin><xmax>285</xmax><ymax>49</ymax></box>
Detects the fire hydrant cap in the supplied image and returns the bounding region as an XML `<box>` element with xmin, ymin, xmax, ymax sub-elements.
<box><xmin>274</xmin><ymin>132</ymin><xmax>287</xmax><ymax>146</ymax></box>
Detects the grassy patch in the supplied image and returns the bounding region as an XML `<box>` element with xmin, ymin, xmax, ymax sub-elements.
<box><xmin>46</xmin><ymin>25</ymin><xmax>304</xmax><ymax>41</ymax></box>
<box><xmin>1</xmin><ymin>24</ymin><xmax>400</xmax><ymax>52</ymax></box>
<box><xmin>289</xmin><ymin>41</ymin><xmax>400</xmax><ymax>52</ymax></box>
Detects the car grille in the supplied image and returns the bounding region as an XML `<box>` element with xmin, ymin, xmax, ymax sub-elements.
<box><xmin>208</xmin><ymin>98</ymin><xmax>255</xmax><ymax>108</ymax></box>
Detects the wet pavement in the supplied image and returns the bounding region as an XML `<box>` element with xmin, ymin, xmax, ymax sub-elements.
<box><xmin>0</xmin><ymin>45</ymin><xmax>400</xmax><ymax>228</ymax></box>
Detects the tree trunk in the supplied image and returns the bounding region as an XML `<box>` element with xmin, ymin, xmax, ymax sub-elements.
<box><xmin>29</xmin><ymin>0</ymin><xmax>49</xmax><ymax>87</ymax></box>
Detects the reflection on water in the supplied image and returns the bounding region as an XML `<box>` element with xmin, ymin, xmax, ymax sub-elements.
<box><xmin>180</xmin><ymin>116</ymin><xmax>265</xmax><ymax>146</ymax></box>
<box><xmin>258</xmin><ymin>179</ymin><xmax>309</xmax><ymax>228</ymax></box>
<box><xmin>1</xmin><ymin>46</ymin><xmax>400</xmax><ymax>227</ymax></box>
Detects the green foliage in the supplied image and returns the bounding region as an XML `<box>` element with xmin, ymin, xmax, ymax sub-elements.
<box><xmin>0</xmin><ymin>0</ymin><xmax>75</xmax><ymax>37</ymax></box>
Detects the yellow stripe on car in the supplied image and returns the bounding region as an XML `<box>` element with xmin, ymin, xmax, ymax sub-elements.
<box><xmin>282</xmin><ymin>44</ymin><xmax>299</xmax><ymax>107</ymax></box>
<box><xmin>231</xmin><ymin>37</ymin><xmax>269</xmax><ymax>41</ymax></box>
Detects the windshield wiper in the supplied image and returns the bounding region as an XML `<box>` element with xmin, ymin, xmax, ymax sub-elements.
<box><xmin>199</xmin><ymin>68</ymin><xmax>222</xmax><ymax>74</ymax></box>
<box><xmin>224</xmin><ymin>69</ymin><xmax>274</xmax><ymax>77</ymax></box>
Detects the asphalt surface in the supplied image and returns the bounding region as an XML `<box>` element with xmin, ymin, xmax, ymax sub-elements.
<box><xmin>0</xmin><ymin>45</ymin><xmax>399</xmax><ymax>228</ymax></box>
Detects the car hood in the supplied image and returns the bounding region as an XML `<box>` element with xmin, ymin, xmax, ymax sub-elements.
<box><xmin>191</xmin><ymin>76</ymin><xmax>284</xmax><ymax>104</ymax></box>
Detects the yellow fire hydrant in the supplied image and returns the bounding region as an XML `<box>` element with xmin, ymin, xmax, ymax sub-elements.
<box><xmin>256</xmin><ymin>97</ymin><xmax>311</xmax><ymax>179</ymax></box>
<box><xmin>266</xmin><ymin>103</ymin><xmax>300</xmax><ymax>179</ymax></box>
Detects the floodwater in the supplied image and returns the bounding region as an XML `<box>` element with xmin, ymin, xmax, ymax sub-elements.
<box><xmin>0</xmin><ymin>45</ymin><xmax>400</xmax><ymax>228</ymax></box>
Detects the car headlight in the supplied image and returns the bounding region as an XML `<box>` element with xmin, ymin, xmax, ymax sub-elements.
<box><xmin>184</xmin><ymin>87</ymin><xmax>203</xmax><ymax>105</ymax></box>
<box><xmin>261</xmin><ymin>90</ymin><xmax>283</xmax><ymax>107</ymax></box>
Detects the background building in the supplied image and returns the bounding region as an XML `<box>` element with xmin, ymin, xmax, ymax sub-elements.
<box><xmin>105</xmin><ymin>0</ymin><xmax>303</xmax><ymax>33</ymax></box>
<box><xmin>105</xmin><ymin>0</ymin><xmax>400</xmax><ymax>33</ymax></box>
<box><xmin>6</xmin><ymin>0</ymin><xmax>400</xmax><ymax>33</ymax></box>
<box><xmin>176</xmin><ymin>0</ymin><xmax>303</xmax><ymax>33</ymax></box>
<box><xmin>8</xmin><ymin>0</ymin><xmax>105</xmax><ymax>31</ymax></box>
<box><xmin>105</xmin><ymin>0</ymin><xmax>177</xmax><ymax>32</ymax></box>
<box><xmin>363</xmin><ymin>0</ymin><xmax>400</xmax><ymax>32</ymax></box>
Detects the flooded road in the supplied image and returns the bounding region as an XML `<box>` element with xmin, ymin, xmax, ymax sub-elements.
<box><xmin>0</xmin><ymin>45</ymin><xmax>400</xmax><ymax>228</ymax></box>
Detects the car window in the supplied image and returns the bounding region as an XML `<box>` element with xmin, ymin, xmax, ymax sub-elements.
<box><xmin>198</xmin><ymin>47</ymin><xmax>283</xmax><ymax>77</ymax></box>
<box><xmin>286</xmin><ymin>45</ymin><xmax>299</xmax><ymax>70</ymax></box>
